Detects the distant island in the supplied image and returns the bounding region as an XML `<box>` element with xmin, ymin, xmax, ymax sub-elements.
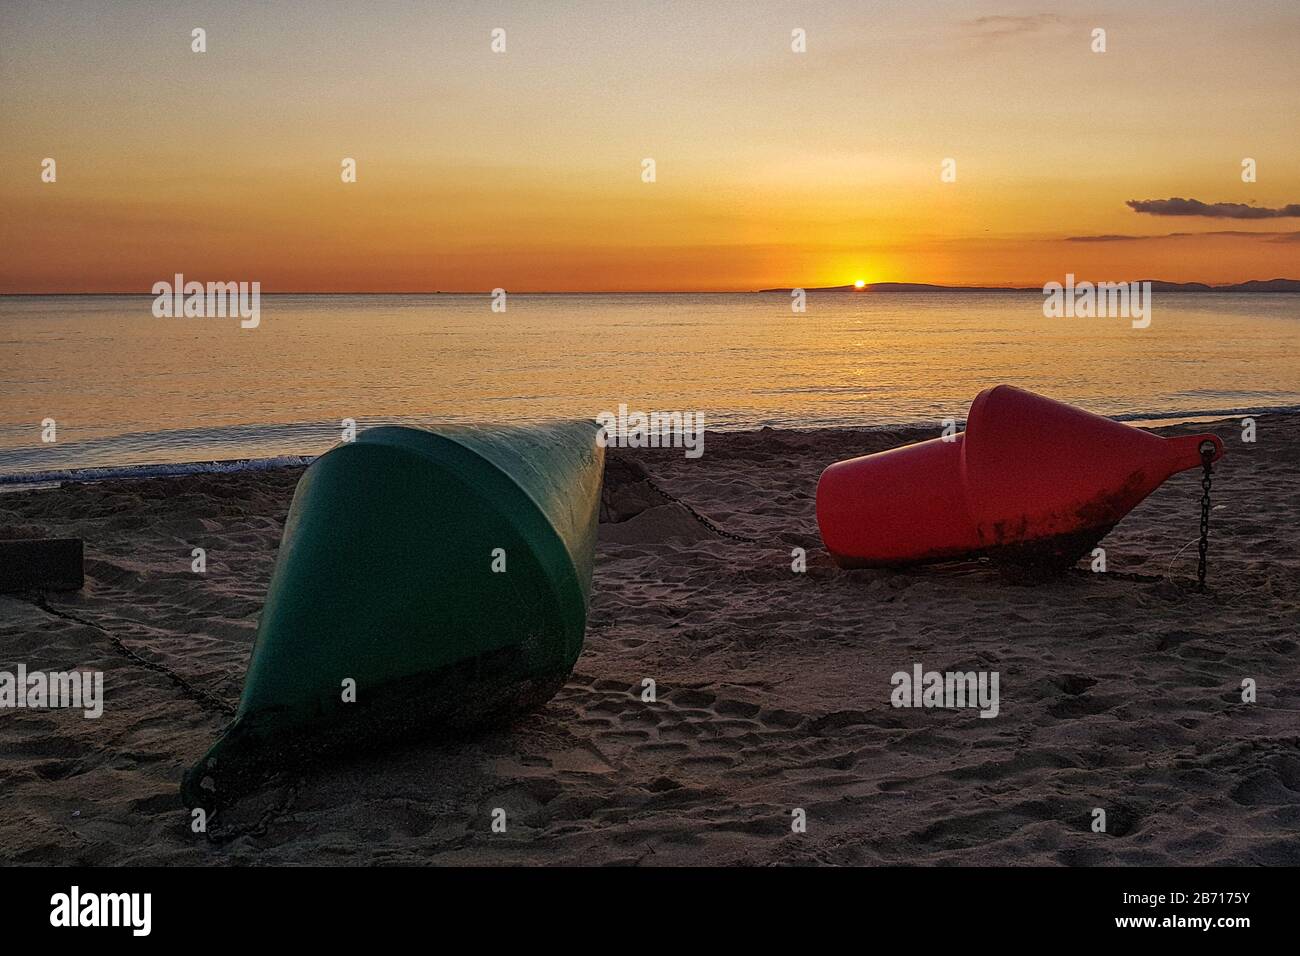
<box><xmin>760</xmin><ymin>279</ymin><xmax>1300</xmax><ymax>294</ymax></box>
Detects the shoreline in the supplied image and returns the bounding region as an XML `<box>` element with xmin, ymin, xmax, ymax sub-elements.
<box><xmin>0</xmin><ymin>409</ymin><xmax>1283</xmax><ymax>490</ymax></box>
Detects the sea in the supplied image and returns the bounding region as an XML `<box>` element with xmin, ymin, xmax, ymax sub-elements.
<box><xmin>2</xmin><ymin>292</ymin><xmax>1298</xmax><ymax>483</ymax></box>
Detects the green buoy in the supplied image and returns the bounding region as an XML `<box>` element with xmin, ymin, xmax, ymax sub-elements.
<box><xmin>182</xmin><ymin>421</ymin><xmax>604</xmax><ymax>808</ymax></box>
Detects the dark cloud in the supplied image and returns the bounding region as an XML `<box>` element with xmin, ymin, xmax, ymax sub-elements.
<box><xmin>1127</xmin><ymin>198</ymin><xmax>1300</xmax><ymax>219</ymax></box>
<box><xmin>964</xmin><ymin>14</ymin><xmax>1063</xmax><ymax>39</ymax></box>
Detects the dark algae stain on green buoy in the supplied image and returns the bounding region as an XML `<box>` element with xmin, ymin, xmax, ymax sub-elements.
<box><xmin>181</xmin><ymin>421</ymin><xmax>605</xmax><ymax>809</ymax></box>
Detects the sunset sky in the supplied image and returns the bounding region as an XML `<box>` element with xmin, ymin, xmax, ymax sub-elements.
<box><xmin>2</xmin><ymin>0</ymin><xmax>1297</xmax><ymax>292</ymax></box>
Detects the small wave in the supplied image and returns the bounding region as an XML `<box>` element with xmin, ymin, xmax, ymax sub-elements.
<box><xmin>1111</xmin><ymin>403</ymin><xmax>1300</xmax><ymax>423</ymax></box>
<box><xmin>0</xmin><ymin>455</ymin><xmax>316</xmax><ymax>489</ymax></box>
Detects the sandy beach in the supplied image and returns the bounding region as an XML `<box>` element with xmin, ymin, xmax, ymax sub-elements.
<box><xmin>1</xmin><ymin>415</ymin><xmax>1297</xmax><ymax>866</ymax></box>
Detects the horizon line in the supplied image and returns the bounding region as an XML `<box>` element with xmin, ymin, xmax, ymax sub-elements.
<box><xmin>4</xmin><ymin>277</ymin><xmax>1300</xmax><ymax>297</ymax></box>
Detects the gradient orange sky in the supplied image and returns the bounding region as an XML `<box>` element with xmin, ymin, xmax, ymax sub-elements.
<box><xmin>2</xmin><ymin>0</ymin><xmax>1298</xmax><ymax>292</ymax></box>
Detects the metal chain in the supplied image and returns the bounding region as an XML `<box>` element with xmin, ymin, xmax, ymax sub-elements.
<box><xmin>1196</xmin><ymin>440</ymin><xmax>1215</xmax><ymax>590</ymax></box>
<box><xmin>28</xmin><ymin>595</ymin><xmax>237</xmax><ymax>717</ymax></box>
<box><xmin>639</xmin><ymin>475</ymin><xmax>762</xmax><ymax>543</ymax></box>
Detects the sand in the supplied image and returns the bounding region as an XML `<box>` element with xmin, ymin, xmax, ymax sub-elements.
<box><xmin>1</xmin><ymin>416</ymin><xmax>1297</xmax><ymax>865</ymax></box>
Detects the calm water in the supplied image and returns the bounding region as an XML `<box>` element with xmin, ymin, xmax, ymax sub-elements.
<box><xmin>2</xmin><ymin>292</ymin><xmax>1298</xmax><ymax>478</ymax></box>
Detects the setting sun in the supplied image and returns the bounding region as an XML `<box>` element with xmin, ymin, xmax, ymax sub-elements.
<box><xmin>854</xmin><ymin>279</ymin><xmax>866</xmax><ymax>289</ymax></box>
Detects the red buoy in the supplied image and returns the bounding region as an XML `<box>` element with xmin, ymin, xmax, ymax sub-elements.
<box><xmin>816</xmin><ymin>385</ymin><xmax>1224</xmax><ymax>576</ymax></box>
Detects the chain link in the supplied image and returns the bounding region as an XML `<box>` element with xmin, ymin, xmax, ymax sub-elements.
<box><xmin>640</xmin><ymin>475</ymin><xmax>762</xmax><ymax>543</ymax></box>
<box><xmin>31</xmin><ymin>594</ymin><xmax>236</xmax><ymax>717</ymax></box>
<box><xmin>1196</xmin><ymin>441</ymin><xmax>1215</xmax><ymax>590</ymax></box>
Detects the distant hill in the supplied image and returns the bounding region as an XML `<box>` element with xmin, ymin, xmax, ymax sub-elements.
<box><xmin>760</xmin><ymin>279</ymin><xmax>1300</xmax><ymax>294</ymax></box>
<box><xmin>1216</xmin><ymin>278</ymin><xmax>1300</xmax><ymax>293</ymax></box>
